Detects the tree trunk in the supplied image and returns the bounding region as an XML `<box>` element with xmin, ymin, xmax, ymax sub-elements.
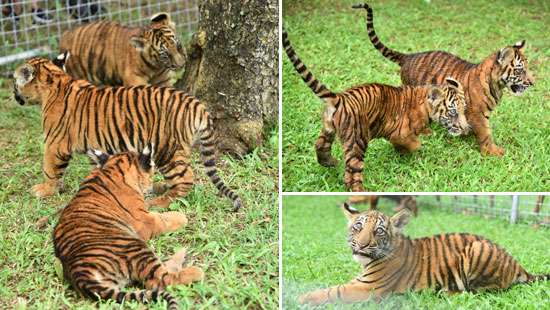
<box><xmin>176</xmin><ymin>0</ymin><xmax>278</xmax><ymax>157</ymax></box>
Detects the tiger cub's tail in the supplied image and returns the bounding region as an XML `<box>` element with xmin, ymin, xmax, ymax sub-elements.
<box><xmin>282</xmin><ymin>30</ymin><xmax>337</xmax><ymax>104</ymax></box>
<box><xmin>199</xmin><ymin>118</ymin><xmax>242</xmax><ymax>211</ymax></box>
<box><xmin>528</xmin><ymin>273</ymin><xmax>550</xmax><ymax>282</ymax></box>
<box><xmin>352</xmin><ymin>3</ymin><xmax>406</xmax><ymax>65</ymax></box>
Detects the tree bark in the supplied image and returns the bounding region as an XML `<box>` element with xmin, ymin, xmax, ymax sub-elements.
<box><xmin>176</xmin><ymin>0</ymin><xmax>278</xmax><ymax>157</ymax></box>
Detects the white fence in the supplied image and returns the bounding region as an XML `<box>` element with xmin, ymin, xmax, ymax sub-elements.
<box><xmin>0</xmin><ymin>0</ymin><xmax>199</xmax><ymax>65</ymax></box>
<box><xmin>417</xmin><ymin>195</ymin><xmax>549</xmax><ymax>226</ymax></box>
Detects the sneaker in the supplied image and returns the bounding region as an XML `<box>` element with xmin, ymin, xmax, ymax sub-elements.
<box><xmin>32</xmin><ymin>8</ymin><xmax>54</xmax><ymax>24</ymax></box>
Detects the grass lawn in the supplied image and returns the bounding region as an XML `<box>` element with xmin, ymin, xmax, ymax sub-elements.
<box><xmin>0</xmin><ymin>87</ymin><xmax>278</xmax><ymax>309</ymax></box>
<box><xmin>282</xmin><ymin>195</ymin><xmax>550</xmax><ymax>309</ymax></box>
<box><xmin>282</xmin><ymin>0</ymin><xmax>550</xmax><ymax>192</ymax></box>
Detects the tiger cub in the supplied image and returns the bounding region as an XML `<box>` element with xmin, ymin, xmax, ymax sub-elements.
<box><xmin>13</xmin><ymin>53</ymin><xmax>242</xmax><ymax>210</ymax></box>
<box><xmin>53</xmin><ymin>148</ymin><xmax>203</xmax><ymax>309</ymax></box>
<box><xmin>283</xmin><ymin>30</ymin><xmax>469</xmax><ymax>191</ymax></box>
<box><xmin>353</xmin><ymin>3</ymin><xmax>534</xmax><ymax>156</ymax></box>
<box><xmin>59</xmin><ymin>12</ymin><xmax>185</xmax><ymax>87</ymax></box>
<box><xmin>299</xmin><ymin>204</ymin><xmax>549</xmax><ymax>305</ymax></box>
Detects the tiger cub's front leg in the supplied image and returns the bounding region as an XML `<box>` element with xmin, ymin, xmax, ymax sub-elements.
<box><xmin>32</xmin><ymin>146</ymin><xmax>72</xmax><ymax>198</ymax></box>
<box><xmin>299</xmin><ymin>282</ymin><xmax>379</xmax><ymax>306</ymax></box>
<box><xmin>149</xmin><ymin>149</ymin><xmax>194</xmax><ymax>208</ymax></box>
<box><xmin>469</xmin><ymin>113</ymin><xmax>504</xmax><ymax>156</ymax></box>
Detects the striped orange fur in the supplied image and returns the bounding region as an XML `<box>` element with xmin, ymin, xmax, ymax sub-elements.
<box><xmin>59</xmin><ymin>12</ymin><xmax>185</xmax><ymax>87</ymax></box>
<box><xmin>353</xmin><ymin>3</ymin><xmax>535</xmax><ymax>156</ymax></box>
<box><xmin>54</xmin><ymin>149</ymin><xmax>203</xmax><ymax>309</ymax></box>
<box><xmin>284</xmin><ymin>30</ymin><xmax>469</xmax><ymax>191</ymax></box>
<box><xmin>13</xmin><ymin>53</ymin><xmax>242</xmax><ymax>210</ymax></box>
<box><xmin>299</xmin><ymin>204</ymin><xmax>549</xmax><ymax>305</ymax></box>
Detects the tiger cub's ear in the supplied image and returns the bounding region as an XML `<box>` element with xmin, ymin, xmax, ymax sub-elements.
<box><xmin>14</xmin><ymin>64</ymin><xmax>35</xmax><ymax>86</ymax></box>
<box><xmin>390</xmin><ymin>209</ymin><xmax>412</xmax><ymax>232</ymax></box>
<box><xmin>445</xmin><ymin>77</ymin><xmax>463</xmax><ymax>91</ymax></box>
<box><xmin>87</xmin><ymin>149</ymin><xmax>110</xmax><ymax>167</ymax></box>
<box><xmin>341</xmin><ymin>202</ymin><xmax>360</xmax><ymax>222</ymax></box>
<box><xmin>150</xmin><ymin>12</ymin><xmax>175</xmax><ymax>29</ymax></box>
<box><xmin>513</xmin><ymin>40</ymin><xmax>525</xmax><ymax>50</ymax></box>
<box><xmin>52</xmin><ymin>51</ymin><xmax>70</xmax><ymax>71</ymax></box>
<box><xmin>497</xmin><ymin>47</ymin><xmax>515</xmax><ymax>65</ymax></box>
<box><xmin>138</xmin><ymin>144</ymin><xmax>155</xmax><ymax>171</ymax></box>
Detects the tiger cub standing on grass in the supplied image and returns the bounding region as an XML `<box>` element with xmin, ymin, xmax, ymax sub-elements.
<box><xmin>54</xmin><ymin>148</ymin><xmax>203</xmax><ymax>309</ymax></box>
<box><xmin>59</xmin><ymin>12</ymin><xmax>185</xmax><ymax>87</ymax></box>
<box><xmin>12</xmin><ymin>53</ymin><xmax>242</xmax><ymax>210</ymax></box>
<box><xmin>299</xmin><ymin>204</ymin><xmax>549</xmax><ymax>305</ymax></box>
<box><xmin>283</xmin><ymin>30</ymin><xmax>470</xmax><ymax>191</ymax></box>
<box><xmin>353</xmin><ymin>3</ymin><xmax>535</xmax><ymax>156</ymax></box>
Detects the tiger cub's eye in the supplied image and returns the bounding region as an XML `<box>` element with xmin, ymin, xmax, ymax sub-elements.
<box><xmin>352</xmin><ymin>222</ymin><xmax>362</xmax><ymax>231</ymax></box>
<box><xmin>375</xmin><ymin>227</ymin><xmax>385</xmax><ymax>235</ymax></box>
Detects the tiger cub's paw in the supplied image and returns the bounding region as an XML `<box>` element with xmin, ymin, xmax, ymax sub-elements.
<box><xmin>298</xmin><ymin>290</ymin><xmax>326</xmax><ymax>306</ymax></box>
<box><xmin>147</xmin><ymin>196</ymin><xmax>173</xmax><ymax>208</ymax></box>
<box><xmin>160</xmin><ymin>211</ymin><xmax>188</xmax><ymax>231</ymax></box>
<box><xmin>317</xmin><ymin>156</ymin><xmax>339</xmax><ymax>167</ymax></box>
<box><xmin>481</xmin><ymin>144</ymin><xmax>505</xmax><ymax>157</ymax></box>
<box><xmin>177</xmin><ymin>266</ymin><xmax>204</xmax><ymax>284</ymax></box>
<box><xmin>31</xmin><ymin>183</ymin><xmax>57</xmax><ymax>198</ymax></box>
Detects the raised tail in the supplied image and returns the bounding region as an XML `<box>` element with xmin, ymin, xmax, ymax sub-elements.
<box><xmin>352</xmin><ymin>3</ymin><xmax>406</xmax><ymax>65</ymax></box>
<box><xmin>199</xmin><ymin>119</ymin><xmax>242</xmax><ymax>211</ymax></box>
<box><xmin>77</xmin><ymin>281</ymin><xmax>178</xmax><ymax>310</ymax></box>
<box><xmin>282</xmin><ymin>30</ymin><xmax>337</xmax><ymax>102</ymax></box>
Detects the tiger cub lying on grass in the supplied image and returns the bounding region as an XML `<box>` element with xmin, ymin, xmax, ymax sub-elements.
<box><xmin>353</xmin><ymin>3</ymin><xmax>535</xmax><ymax>156</ymax></box>
<box><xmin>284</xmin><ymin>30</ymin><xmax>470</xmax><ymax>191</ymax></box>
<box><xmin>60</xmin><ymin>12</ymin><xmax>185</xmax><ymax>87</ymax></box>
<box><xmin>299</xmin><ymin>204</ymin><xmax>549</xmax><ymax>305</ymax></box>
<box><xmin>53</xmin><ymin>148</ymin><xmax>203</xmax><ymax>309</ymax></box>
<box><xmin>12</xmin><ymin>53</ymin><xmax>241</xmax><ymax>210</ymax></box>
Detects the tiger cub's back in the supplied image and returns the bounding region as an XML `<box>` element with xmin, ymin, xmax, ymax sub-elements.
<box><xmin>59</xmin><ymin>20</ymin><xmax>138</xmax><ymax>85</ymax></box>
<box><xmin>59</xmin><ymin>12</ymin><xmax>185</xmax><ymax>87</ymax></box>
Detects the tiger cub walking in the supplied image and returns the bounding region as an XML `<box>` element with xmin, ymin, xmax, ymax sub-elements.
<box><xmin>60</xmin><ymin>12</ymin><xmax>185</xmax><ymax>87</ymax></box>
<box><xmin>283</xmin><ymin>31</ymin><xmax>470</xmax><ymax>191</ymax></box>
<box><xmin>53</xmin><ymin>149</ymin><xmax>203</xmax><ymax>309</ymax></box>
<box><xmin>353</xmin><ymin>3</ymin><xmax>534</xmax><ymax>156</ymax></box>
<box><xmin>299</xmin><ymin>204</ymin><xmax>549</xmax><ymax>305</ymax></box>
<box><xmin>12</xmin><ymin>54</ymin><xmax>241</xmax><ymax>210</ymax></box>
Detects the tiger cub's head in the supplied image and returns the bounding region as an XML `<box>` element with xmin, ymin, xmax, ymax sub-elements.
<box><xmin>427</xmin><ymin>77</ymin><xmax>470</xmax><ymax>136</ymax></box>
<box><xmin>495</xmin><ymin>40</ymin><xmax>534</xmax><ymax>96</ymax></box>
<box><xmin>87</xmin><ymin>145</ymin><xmax>155</xmax><ymax>195</ymax></box>
<box><xmin>130</xmin><ymin>12</ymin><xmax>186</xmax><ymax>71</ymax></box>
<box><xmin>12</xmin><ymin>52</ymin><xmax>70</xmax><ymax>106</ymax></box>
<box><xmin>341</xmin><ymin>203</ymin><xmax>411</xmax><ymax>264</ymax></box>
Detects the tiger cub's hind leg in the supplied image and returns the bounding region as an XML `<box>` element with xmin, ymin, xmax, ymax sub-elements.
<box><xmin>134</xmin><ymin>211</ymin><xmax>188</xmax><ymax>241</ymax></box>
<box><xmin>315</xmin><ymin>105</ymin><xmax>339</xmax><ymax>167</ymax></box>
<box><xmin>342</xmin><ymin>138</ymin><xmax>367</xmax><ymax>192</ymax></box>
<box><xmin>462</xmin><ymin>241</ymin><xmax>529</xmax><ymax>291</ymax></box>
<box><xmin>149</xmin><ymin>149</ymin><xmax>194</xmax><ymax>208</ymax></box>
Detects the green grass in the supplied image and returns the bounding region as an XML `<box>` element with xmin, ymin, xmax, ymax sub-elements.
<box><xmin>282</xmin><ymin>0</ymin><xmax>550</xmax><ymax>192</ymax></box>
<box><xmin>0</xmin><ymin>88</ymin><xmax>278</xmax><ymax>309</ymax></box>
<box><xmin>282</xmin><ymin>195</ymin><xmax>550</xmax><ymax>309</ymax></box>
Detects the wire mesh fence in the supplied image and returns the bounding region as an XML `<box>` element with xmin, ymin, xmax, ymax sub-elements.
<box><xmin>0</xmin><ymin>0</ymin><xmax>199</xmax><ymax>66</ymax></box>
<box><xmin>417</xmin><ymin>195</ymin><xmax>549</xmax><ymax>226</ymax></box>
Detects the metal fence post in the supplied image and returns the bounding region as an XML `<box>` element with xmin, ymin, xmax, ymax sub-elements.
<box><xmin>510</xmin><ymin>195</ymin><xmax>519</xmax><ymax>224</ymax></box>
